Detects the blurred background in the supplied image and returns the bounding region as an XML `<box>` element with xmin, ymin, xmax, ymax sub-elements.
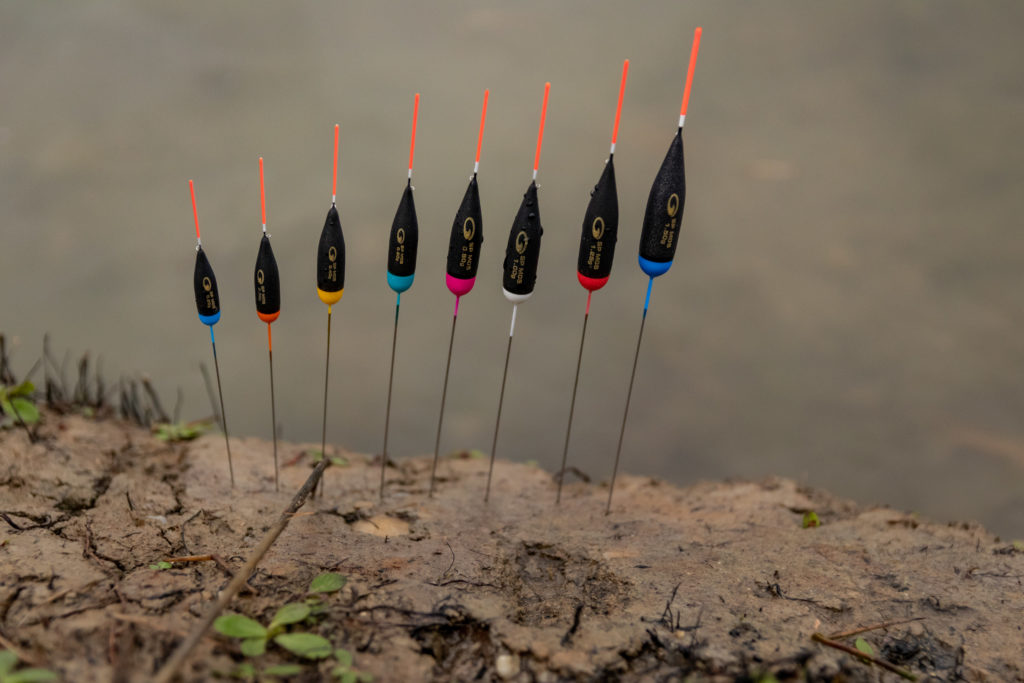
<box><xmin>2</xmin><ymin>2</ymin><xmax>1023</xmax><ymax>537</ymax></box>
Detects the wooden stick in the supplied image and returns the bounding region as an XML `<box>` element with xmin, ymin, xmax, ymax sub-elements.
<box><xmin>811</xmin><ymin>632</ymin><xmax>917</xmax><ymax>681</ymax></box>
<box><xmin>163</xmin><ymin>554</ymin><xmax>213</xmax><ymax>563</ymax></box>
<box><xmin>827</xmin><ymin>616</ymin><xmax>925</xmax><ymax>640</ymax></box>
<box><xmin>153</xmin><ymin>457</ymin><xmax>329</xmax><ymax>683</ymax></box>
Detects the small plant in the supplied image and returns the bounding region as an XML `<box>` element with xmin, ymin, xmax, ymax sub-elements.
<box><xmin>230</xmin><ymin>661</ymin><xmax>304</xmax><ymax>681</ymax></box>
<box><xmin>0</xmin><ymin>381</ymin><xmax>40</xmax><ymax>428</ymax></box>
<box><xmin>309</xmin><ymin>450</ymin><xmax>349</xmax><ymax>467</ymax></box>
<box><xmin>0</xmin><ymin>650</ymin><xmax>58</xmax><ymax>683</ymax></box>
<box><xmin>262</xmin><ymin>664</ymin><xmax>304</xmax><ymax>678</ymax></box>
<box><xmin>215</xmin><ymin>573</ymin><xmax>347</xmax><ymax>661</ymax></box>
<box><xmin>152</xmin><ymin>419</ymin><xmax>212</xmax><ymax>442</ymax></box>
<box><xmin>149</xmin><ymin>561</ymin><xmax>173</xmax><ymax>571</ymax></box>
<box><xmin>802</xmin><ymin>511</ymin><xmax>821</xmax><ymax>528</ymax></box>
<box><xmin>330</xmin><ymin>648</ymin><xmax>373</xmax><ymax>683</ymax></box>
<box><xmin>854</xmin><ymin>637</ymin><xmax>874</xmax><ymax>661</ymax></box>
<box><xmin>448</xmin><ymin>449</ymin><xmax>486</xmax><ymax>460</ymax></box>
<box><xmin>309</xmin><ymin>572</ymin><xmax>346</xmax><ymax>594</ymax></box>
<box><xmin>214</xmin><ymin>606</ymin><xmax>331</xmax><ymax>658</ymax></box>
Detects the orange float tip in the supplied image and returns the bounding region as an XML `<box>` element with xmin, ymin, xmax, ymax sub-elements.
<box><xmin>257</xmin><ymin>310</ymin><xmax>280</xmax><ymax>324</ymax></box>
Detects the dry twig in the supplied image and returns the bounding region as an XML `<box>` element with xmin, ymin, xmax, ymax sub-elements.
<box><xmin>811</xmin><ymin>632</ymin><xmax>917</xmax><ymax>680</ymax></box>
<box><xmin>827</xmin><ymin>616</ymin><xmax>925</xmax><ymax>640</ymax></box>
<box><xmin>153</xmin><ymin>456</ymin><xmax>329</xmax><ymax>683</ymax></box>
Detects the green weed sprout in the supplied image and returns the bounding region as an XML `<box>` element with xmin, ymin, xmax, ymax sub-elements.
<box><xmin>331</xmin><ymin>648</ymin><xmax>374</xmax><ymax>683</ymax></box>
<box><xmin>0</xmin><ymin>382</ymin><xmax>40</xmax><ymax>428</ymax></box>
<box><xmin>214</xmin><ymin>573</ymin><xmax>348</xmax><ymax>663</ymax></box>
<box><xmin>0</xmin><ymin>650</ymin><xmax>58</xmax><ymax>683</ymax></box>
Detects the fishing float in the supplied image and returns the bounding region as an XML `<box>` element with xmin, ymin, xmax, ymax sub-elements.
<box><xmin>379</xmin><ymin>93</ymin><xmax>421</xmax><ymax>500</ymax></box>
<box><xmin>556</xmin><ymin>60</ymin><xmax>629</xmax><ymax>504</ymax></box>
<box><xmin>484</xmin><ymin>82</ymin><xmax>550</xmax><ymax>503</ymax></box>
<box><xmin>606</xmin><ymin>28</ymin><xmax>702</xmax><ymax>514</ymax></box>
<box><xmin>189</xmin><ymin>180</ymin><xmax>235</xmax><ymax>488</ymax></box>
<box><xmin>315</xmin><ymin>124</ymin><xmax>345</xmax><ymax>497</ymax></box>
<box><xmin>253</xmin><ymin>157</ymin><xmax>282</xmax><ymax>491</ymax></box>
<box><xmin>427</xmin><ymin>89</ymin><xmax>489</xmax><ymax>497</ymax></box>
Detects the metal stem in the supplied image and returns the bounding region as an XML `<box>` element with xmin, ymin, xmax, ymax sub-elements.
<box><xmin>210</xmin><ymin>331</ymin><xmax>234</xmax><ymax>488</ymax></box>
<box><xmin>556</xmin><ymin>298</ymin><xmax>590</xmax><ymax>503</ymax></box>
<box><xmin>268</xmin><ymin>324</ymin><xmax>278</xmax><ymax>492</ymax></box>
<box><xmin>484</xmin><ymin>308</ymin><xmax>516</xmax><ymax>503</ymax></box>
<box><xmin>428</xmin><ymin>304</ymin><xmax>459</xmax><ymax>497</ymax></box>
<box><xmin>607</xmin><ymin>279</ymin><xmax>652</xmax><ymax>515</ymax></box>
<box><xmin>380</xmin><ymin>297</ymin><xmax>400</xmax><ymax>500</ymax></box>
<box><xmin>318</xmin><ymin>307</ymin><xmax>332</xmax><ymax>498</ymax></box>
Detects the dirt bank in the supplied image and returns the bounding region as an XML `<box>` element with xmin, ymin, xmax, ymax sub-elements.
<box><xmin>1</xmin><ymin>411</ymin><xmax>1022</xmax><ymax>681</ymax></box>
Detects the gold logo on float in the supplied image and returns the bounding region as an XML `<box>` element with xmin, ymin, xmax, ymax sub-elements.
<box><xmin>514</xmin><ymin>230</ymin><xmax>529</xmax><ymax>255</ymax></box>
<box><xmin>592</xmin><ymin>216</ymin><xmax>605</xmax><ymax>240</ymax></box>
<box><xmin>328</xmin><ymin>246</ymin><xmax>337</xmax><ymax>262</ymax></box>
<box><xmin>257</xmin><ymin>269</ymin><xmax>264</xmax><ymax>285</ymax></box>
<box><xmin>463</xmin><ymin>217</ymin><xmax>476</xmax><ymax>241</ymax></box>
<box><xmin>667</xmin><ymin>193</ymin><xmax>680</xmax><ymax>218</ymax></box>
<box><xmin>396</xmin><ymin>228</ymin><xmax>406</xmax><ymax>245</ymax></box>
<box><xmin>202</xmin><ymin>277</ymin><xmax>212</xmax><ymax>292</ymax></box>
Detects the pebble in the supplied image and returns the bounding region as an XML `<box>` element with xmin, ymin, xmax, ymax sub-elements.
<box><xmin>495</xmin><ymin>653</ymin><xmax>519</xmax><ymax>680</ymax></box>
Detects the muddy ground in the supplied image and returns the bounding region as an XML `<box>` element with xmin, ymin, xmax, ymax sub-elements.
<box><xmin>1</xmin><ymin>411</ymin><xmax>1022</xmax><ymax>682</ymax></box>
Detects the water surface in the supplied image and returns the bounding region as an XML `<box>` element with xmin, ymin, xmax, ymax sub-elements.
<box><xmin>2</xmin><ymin>2</ymin><xmax>1023</xmax><ymax>536</ymax></box>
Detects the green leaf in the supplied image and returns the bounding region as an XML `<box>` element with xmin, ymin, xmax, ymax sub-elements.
<box><xmin>8</xmin><ymin>397</ymin><xmax>39</xmax><ymax>424</ymax></box>
<box><xmin>802</xmin><ymin>511</ymin><xmax>821</xmax><ymax>528</ymax></box>
<box><xmin>231</xmin><ymin>661</ymin><xmax>256</xmax><ymax>679</ymax></box>
<box><xmin>263</xmin><ymin>664</ymin><xmax>304</xmax><ymax>677</ymax></box>
<box><xmin>339</xmin><ymin>672</ymin><xmax>357</xmax><ymax>683</ymax></box>
<box><xmin>309</xmin><ymin>572</ymin><xmax>346</xmax><ymax>594</ymax></box>
<box><xmin>1013</xmin><ymin>540</ymin><xmax>1024</xmax><ymax>551</ymax></box>
<box><xmin>357</xmin><ymin>674</ymin><xmax>374</xmax><ymax>683</ymax></box>
<box><xmin>274</xmin><ymin>633</ymin><xmax>332</xmax><ymax>660</ymax></box>
<box><xmin>214</xmin><ymin>614</ymin><xmax>268</xmax><ymax>639</ymax></box>
<box><xmin>6</xmin><ymin>669</ymin><xmax>59</xmax><ymax>683</ymax></box>
<box><xmin>8</xmin><ymin>381</ymin><xmax>35</xmax><ymax>398</ymax></box>
<box><xmin>333</xmin><ymin>649</ymin><xmax>352</xmax><ymax>669</ymax></box>
<box><xmin>269</xmin><ymin>603</ymin><xmax>311</xmax><ymax>630</ymax></box>
<box><xmin>854</xmin><ymin>637</ymin><xmax>874</xmax><ymax>657</ymax></box>
<box><xmin>240</xmin><ymin>637</ymin><xmax>266</xmax><ymax>657</ymax></box>
<box><xmin>0</xmin><ymin>650</ymin><xmax>18</xmax><ymax>675</ymax></box>
<box><xmin>153</xmin><ymin>421</ymin><xmax>207</xmax><ymax>443</ymax></box>
<box><xmin>149</xmin><ymin>561</ymin><xmax>172</xmax><ymax>571</ymax></box>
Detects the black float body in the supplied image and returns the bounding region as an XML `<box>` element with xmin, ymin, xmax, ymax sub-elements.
<box><xmin>577</xmin><ymin>158</ymin><xmax>619</xmax><ymax>280</ymax></box>
<box><xmin>639</xmin><ymin>129</ymin><xmax>686</xmax><ymax>264</ymax></box>
<box><xmin>502</xmin><ymin>181</ymin><xmax>544</xmax><ymax>297</ymax></box>
<box><xmin>254</xmin><ymin>235</ymin><xmax>281</xmax><ymax>316</ymax></box>
<box><xmin>387</xmin><ymin>182</ymin><xmax>418</xmax><ymax>278</ymax></box>
<box><xmin>445</xmin><ymin>175</ymin><xmax>483</xmax><ymax>280</ymax></box>
<box><xmin>316</xmin><ymin>205</ymin><xmax>345</xmax><ymax>293</ymax></box>
<box><xmin>193</xmin><ymin>247</ymin><xmax>220</xmax><ymax>319</ymax></box>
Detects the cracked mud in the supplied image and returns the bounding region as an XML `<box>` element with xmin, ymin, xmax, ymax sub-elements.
<box><xmin>2</xmin><ymin>412</ymin><xmax>1023</xmax><ymax>681</ymax></box>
